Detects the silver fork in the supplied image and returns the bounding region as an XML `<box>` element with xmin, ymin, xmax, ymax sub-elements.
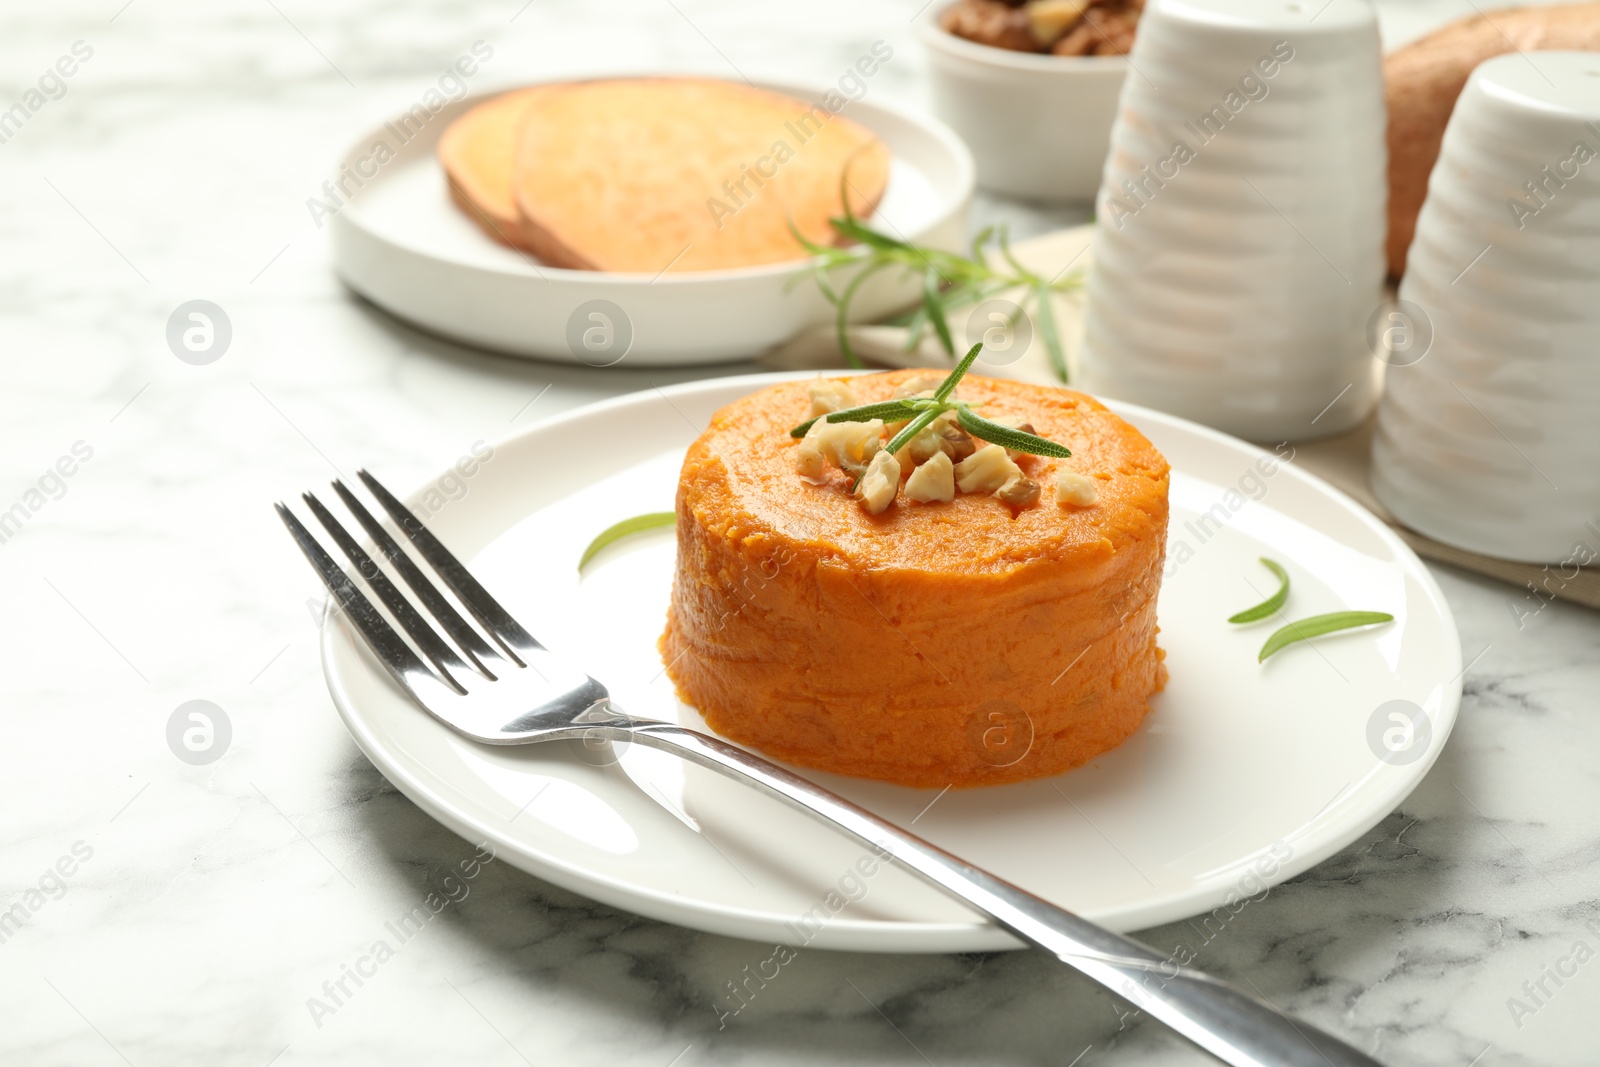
<box><xmin>277</xmin><ymin>469</ymin><xmax>1383</xmax><ymax>1067</ymax></box>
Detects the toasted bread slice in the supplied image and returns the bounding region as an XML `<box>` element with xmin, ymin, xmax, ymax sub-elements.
<box><xmin>437</xmin><ymin>87</ymin><xmax>556</xmax><ymax>250</ymax></box>
<box><xmin>511</xmin><ymin>78</ymin><xmax>891</xmax><ymax>273</ymax></box>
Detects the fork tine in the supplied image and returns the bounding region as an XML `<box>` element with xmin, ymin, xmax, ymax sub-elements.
<box><xmin>302</xmin><ymin>492</ymin><xmax>478</xmax><ymax>687</ymax></box>
<box><xmin>330</xmin><ymin>479</ymin><xmax>512</xmax><ymax>669</ymax></box>
<box><xmin>275</xmin><ymin>503</ymin><xmax>452</xmax><ymax>694</ymax></box>
<box><xmin>356</xmin><ymin>469</ymin><xmax>539</xmax><ymax>655</ymax></box>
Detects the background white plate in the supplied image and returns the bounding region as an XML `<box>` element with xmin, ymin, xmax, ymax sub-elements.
<box><xmin>319</xmin><ymin>373</ymin><xmax>1462</xmax><ymax>952</ymax></box>
<box><xmin>330</xmin><ymin>79</ymin><xmax>973</xmax><ymax>365</ymax></box>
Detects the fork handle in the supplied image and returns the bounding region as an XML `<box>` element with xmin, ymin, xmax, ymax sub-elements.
<box><xmin>623</xmin><ymin>721</ymin><xmax>1382</xmax><ymax>1067</ymax></box>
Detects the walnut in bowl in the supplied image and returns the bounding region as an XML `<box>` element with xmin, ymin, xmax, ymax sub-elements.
<box><xmin>940</xmin><ymin>0</ymin><xmax>1143</xmax><ymax>57</ymax></box>
<box><xmin>916</xmin><ymin>1</ymin><xmax>1130</xmax><ymax>201</ymax></box>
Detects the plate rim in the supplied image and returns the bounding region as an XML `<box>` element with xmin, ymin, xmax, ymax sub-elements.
<box><xmin>319</xmin><ymin>371</ymin><xmax>1462</xmax><ymax>952</ymax></box>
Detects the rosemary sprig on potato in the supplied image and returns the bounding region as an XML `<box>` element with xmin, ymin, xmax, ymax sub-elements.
<box><xmin>790</xmin><ymin>343</ymin><xmax>1070</xmax><ymax>460</ymax></box>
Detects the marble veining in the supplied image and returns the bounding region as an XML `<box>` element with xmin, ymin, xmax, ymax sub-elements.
<box><xmin>1</xmin><ymin>1</ymin><xmax>1596</xmax><ymax>1064</ymax></box>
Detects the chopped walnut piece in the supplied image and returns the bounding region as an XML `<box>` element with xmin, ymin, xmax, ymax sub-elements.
<box><xmin>899</xmin><ymin>413</ymin><xmax>976</xmax><ymax>475</ymax></box>
<box><xmin>1055</xmin><ymin>470</ymin><xmax>1099</xmax><ymax>507</ymax></box>
<box><xmin>998</xmin><ymin>476</ymin><xmax>1041</xmax><ymax>508</ymax></box>
<box><xmin>944</xmin><ymin>0</ymin><xmax>1141</xmax><ymax>57</ymax></box>
<box><xmin>1028</xmin><ymin>0</ymin><xmax>1089</xmax><ymax>45</ymax></box>
<box><xmin>1051</xmin><ymin>21</ymin><xmax>1099</xmax><ymax>54</ymax></box>
<box><xmin>807</xmin><ymin>379</ymin><xmax>859</xmax><ymax>418</ymax></box>
<box><xmin>905</xmin><ymin>452</ymin><xmax>956</xmax><ymax>503</ymax></box>
<box><xmin>897</xmin><ymin>434</ymin><xmax>928</xmax><ymax>477</ymax></box>
<box><xmin>955</xmin><ymin>444</ymin><xmax>1023</xmax><ymax>495</ymax></box>
<box><xmin>796</xmin><ymin>432</ymin><xmax>827</xmax><ymax>481</ymax></box>
<box><xmin>936</xmin><ymin>422</ymin><xmax>978</xmax><ymax>464</ymax></box>
<box><xmin>798</xmin><ymin>417</ymin><xmax>883</xmax><ymax>478</ymax></box>
<box><xmin>891</xmin><ymin>374</ymin><xmax>944</xmax><ymax>400</ymax></box>
<box><xmin>1084</xmin><ymin>6</ymin><xmax>1137</xmax><ymax>55</ymax></box>
<box><xmin>939</xmin><ymin>0</ymin><xmax>1038</xmax><ymax>52</ymax></box>
<box><xmin>856</xmin><ymin>450</ymin><xmax>900</xmax><ymax>514</ymax></box>
<box><xmin>904</xmin><ymin>420</ymin><xmax>944</xmax><ymax>464</ymax></box>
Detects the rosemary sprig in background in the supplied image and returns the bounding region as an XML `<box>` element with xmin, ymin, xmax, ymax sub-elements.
<box><xmin>789</xmin><ymin>175</ymin><xmax>1087</xmax><ymax>382</ymax></box>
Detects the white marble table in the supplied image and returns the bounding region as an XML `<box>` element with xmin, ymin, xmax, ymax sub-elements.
<box><xmin>2</xmin><ymin>1</ymin><xmax>1596</xmax><ymax>1064</ymax></box>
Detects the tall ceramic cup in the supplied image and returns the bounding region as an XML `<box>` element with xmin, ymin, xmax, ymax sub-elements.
<box><xmin>1079</xmin><ymin>0</ymin><xmax>1386</xmax><ymax>442</ymax></box>
<box><xmin>1372</xmin><ymin>51</ymin><xmax>1600</xmax><ymax>565</ymax></box>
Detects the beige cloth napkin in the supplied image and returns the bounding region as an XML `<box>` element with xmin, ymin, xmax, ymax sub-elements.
<box><xmin>764</xmin><ymin>225</ymin><xmax>1600</xmax><ymax>610</ymax></box>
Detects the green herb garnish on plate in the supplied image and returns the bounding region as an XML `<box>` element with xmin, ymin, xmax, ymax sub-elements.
<box><xmin>578</xmin><ymin>512</ymin><xmax>675</xmax><ymax>572</ymax></box>
<box><xmin>1257</xmin><ymin>611</ymin><xmax>1395</xmax><ymax>663</ymax></box>
<box><xmin>1228</xmin><ymin>557</ymin><xmax>1291</xmax><ymax>623</ymax></box>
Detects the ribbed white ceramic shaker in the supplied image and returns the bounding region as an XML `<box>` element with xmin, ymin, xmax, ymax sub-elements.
<box><xmin>1079</xmin><ymin>0</ymin><xmax>1386</xmax><ymax>442</ymax></box>
<box><xmin>1372</xmin><ymin>51</ymin><xmax>1600</xmax><ymax>564</ymax></box>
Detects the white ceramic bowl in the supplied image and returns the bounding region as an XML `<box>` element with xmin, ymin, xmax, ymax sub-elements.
<box><xmin>915</xmin><ymin>8</ymin><xmax>1126</xmax><ymax>202</ymax></box>
<box><xmin>1373</xmin><ymin>51</ymin><xmax>1600</xmax><ymax>564</ymax></box>
<box><xmin>1079</xmin><ymin>0</ymin><xmax>1387</xmax><ymax>442</ymax></box>
<box><xmin>329</xmin><ymin>77</ymin><xmax>973</xmax><ymax>366</ymax></box>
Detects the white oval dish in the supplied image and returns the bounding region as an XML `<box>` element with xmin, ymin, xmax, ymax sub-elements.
<box><xmin>916</xmin><ymin>8</ymin><xmax>1126</xmax><ymax>202</ymax></box>
<box><xmin>318</xmin><ymin>373</ymin><xmax>1460</xmax><ymax>952</ymax></box>
<box><xmin>328</xmin><ymin>79</ymin><xmax>972</xmax><ymax>366</ymax></box>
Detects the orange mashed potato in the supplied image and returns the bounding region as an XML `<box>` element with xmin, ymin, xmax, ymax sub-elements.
<box><xmin>659</xmin><ymin>370</ymin><xmax>1169</xmax><ymax>788</ymax></box>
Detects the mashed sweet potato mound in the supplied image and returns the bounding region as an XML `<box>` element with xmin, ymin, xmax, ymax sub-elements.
<box><xmin>660</xmin><ymin>370</ymin><xmax>1169</xmax><ymax>788</ymax></box>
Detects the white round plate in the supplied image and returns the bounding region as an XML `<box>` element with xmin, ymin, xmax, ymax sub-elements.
<box><xmin>319</xmin><ymin>373</ymin><xmax>1461</xmax><ymax>952</ymax></box>
<box><xmin>329</xmin><ymin>79</ymin><xmax>972</xmax><ymax>365</ymax></box>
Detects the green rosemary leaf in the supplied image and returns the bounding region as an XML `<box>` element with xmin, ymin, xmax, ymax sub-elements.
<box><xmin>934</xmin><ymin>343</ymin><xmax>985</xmax><ymax>402</ymax></box>
<box><xmin>785</xmin><ymin>213</ymin><xmax>834</xmax><ymax>257</ymax></box>
<box><xmin>813</xmin><ymin>265</ymin><xmax>841</xmax><ymax>304</ymax></box>
<box><xmin>794</xmin><ymin>200</ymin><xmax>1090</xmax><ymax>374</ymax></box>
<box><xmin>941</xmin><ymin>279</ymin><xmax>1006</xmax><ymax>314</ymax></box>
<box><xmin>902</xmin><ymin>310</ymin><xmax>931</xmax><ymax>352</ymax></box>
<box><xmin>934</xmin><ymin>285</ymin><xmax>981</xmax><ymax>318</ymax></box>
<box><xmin>998</xmin><ymin>225</ymin><xmax>1042</xmax><ymax>286</ymax></box>
<box><xmin>956</xmin><ymin>406</ymin><xmax>1071</xmax><ymax>458</ymax></box>
<box><xmin>1258</xmin><ymin>611</ymin><xmax>1395</xmax><ymax>663</ymax></box>
<box><xmin>882</xmin><ymin>302</ymin><xmax>924</xmax><ymax>329</ymax></box>
<box><xmin>884</xmin><ymin>406</ymin><xmax>943</xmax><ymax>457</ymax></box>
<box><xmin>970</xmin><ymin>225</ymin><xmax>995</xmax><ymax>263</ymax></box>
<box><xmin>1228</xmin><ymin>558</ymin><xmax>1291</xmax><ymax>624</ymax></box>
<box><xmin>1033</xmin><ymin>283</ymin><xmax>1068</xmax><ymax>384</ymax></box>
<box><xmin>835</xmin><ymin>260</ymin><xmax>891</xmax><ymax>370</ymax></box>
<box><xmin>923</xmin><ymin>267</ymin><xmax>956</xmax><ymax>358</ymax></box>
<box><xmin>791</xmin><ymin>254</ymin><xmax>848</xmax><ymax>302</ymax></box>
<box><xmin>832</xmin><ymin>216</ymin><xmax>912</xmax><ymax>252</ymax></box>
<box><xmin>790</xmin><ymin>399</ymin><xmax>923</xmax><ymax>437</ymax></box>
<box><xmin>578</xmin><ymin>512</ymin><xmax>675</xmax><ymax>572</ymax></box>
<box><xmin>826</xmin><ymin>399</ymin><xmax>922</xmax><ymax>424</ymax></box>
<box><xmin>928</xmin><ymin>250</ymin><xmax>987</xmax><ymax>289</ymax></box>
